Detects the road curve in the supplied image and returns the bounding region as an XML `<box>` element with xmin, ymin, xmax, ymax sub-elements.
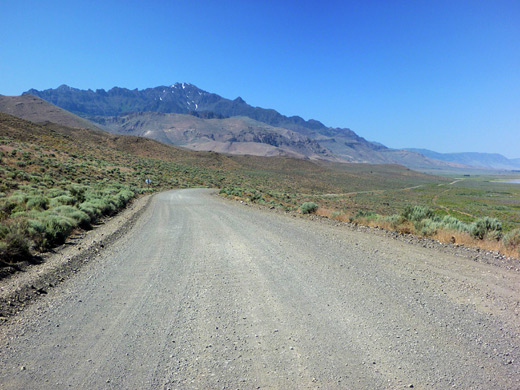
<box><xmin>1</xmin><ymin>189</ymin><xmax>519</xmax><ymax>389</ymax></box>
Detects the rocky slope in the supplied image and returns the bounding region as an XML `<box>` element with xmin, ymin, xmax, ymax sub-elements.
<box><xmin>97</xmin><ymin>112</ymin><xmax>339</xmax><ymax>160</ymax></box>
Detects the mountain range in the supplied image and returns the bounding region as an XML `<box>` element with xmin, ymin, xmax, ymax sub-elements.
<box><xmin>405</xmin><ymin>149</ymin><xmax>520</xmax><ymax>171</ymax></box>
<box><xmin>0</xmin><ymin>82</ymin><xmax>514</xmax><ymax>171</ymax></box>
<box><xmin>21</xmin><ymin>83</ymin><xmax>460</xmax><ymax>169</ymax></box>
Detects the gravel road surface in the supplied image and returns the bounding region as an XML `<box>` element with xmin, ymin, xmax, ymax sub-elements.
<box><xmin>1</xmin><ymin>189</ymin><xmax>519</xmax><ymax>389</ymax></box>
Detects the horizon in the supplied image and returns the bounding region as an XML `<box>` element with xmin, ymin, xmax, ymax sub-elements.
<box><xmin>2</xmin><ymin>1</ymin><xmax>519</xmax><ymax>158</ymax></box>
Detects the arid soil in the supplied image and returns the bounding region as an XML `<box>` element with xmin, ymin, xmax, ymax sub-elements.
<box><xmin>0</xmin><ymin>189</ymin><xmax>519</xmax><ymax>389</ymax></box>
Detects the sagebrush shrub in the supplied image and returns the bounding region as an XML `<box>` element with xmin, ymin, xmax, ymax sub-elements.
<box><xmin>440</xmin><ymin>215</ymin><xmax>469</xmax><ymax>233</ymax></box>
<box><xmin>300</xmin><ymin>202</ymin><xmax>318</xmax><ymax>214</ymax></box>
<box><xmin>49</xmin><ymin>194</ymin><xmax>76</xmax><ymax>207</ymax></box>
<box><xmin>41</xmin><ymin>214</ymin><xmax>76</xmax><ymax>248</ymax></box>
<box><xmin>470</xmin><ymin>217</ymin><xmax>502</xmax><ymax>240</ymax></box>
<box><xmin>503</xmin><ymin>229</ymin><xmax>520</xmax><ymax>248</ymax></box>
<box><xmin>401</xmin><ymin>205</ymin><xmax>435</xmax><ymax>222</ymax></box>
<box><xmin>0</xmin><ymin>219</ymin><xmax>31</xmax><ymax>263</ymax></box>
<box><xmin>26</xmin><ymin>195</ymin><xmax>49</xmax><ymax>211</ymax></box>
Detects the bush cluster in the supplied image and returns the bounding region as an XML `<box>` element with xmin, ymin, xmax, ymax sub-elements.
<box><xmin>0</xmin><ymin>184</ymin><xmax>135</xmax><ymax>263</ymax></box>
<box><xmin>350</xmin><ymin>205</ymin><xmax>506</xmax><ymax>243</ymax></box>
<box><xmin>300</xmin><ymin>202</ymin><xmax>319</xmax><ymax>214</ymax></box>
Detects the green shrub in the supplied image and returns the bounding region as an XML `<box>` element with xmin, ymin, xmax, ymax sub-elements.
<box><xmin>248</xmin><ymin>191</ymin><xmax>263</xmax><ymax>202</ymax></box>
<box><xmin>26</xmin><ymin>218</ymin><xmax>45</xmax><ymax>238</ymax></box>
<box><xmin>78</xmin><ymin>201</ymin><xmax>102</xmax><ymax>219</ymax></box>
<box><xmin>1</xmin><ymin>194</ymin><xmax>28</xmax><ymax>215</ymax></box>
<box><xmin>300</xmin><ymin>202</ymin><xmax>318</xmax><ymax>214</ymax></box>
<box><xmin>230</xmin><ymin>187</ymin><xmax>244</xmax><ymax>197</ymax></box>
<box><xmin>440</xmin><ymin>215</ymin><xmax>470</xmax><ymax>233</ymax></box>
<box><xmin>49</xmin><ymin>194</ymin><xmax>76</xmax><ymax>207</ymax></box>
<box><xmin>0</xmin><ymin>219</ymin><xmax>32</xmax><ymax>263</ymax></box>
<box><xmin>112</xmin><ymin>189</ymin><xmax>134</xmax><ymax>208</ymax></box>
<box><xmin>402</xmin><ymin>205</ymin><xmax>435</xmax><ymax>222</ymax></box>
<box><xmin>503</xmin><ymin>229</ymin><xmax>520</xmax><ymax>248</ymax></box>
<box><xmin>26</xmin><ymin>195</ymin><xmax>49</xmax><ymax>211</ymax></box>
<box><xmin>54</xmin><ymin>205</ymin><xmax>91</xmax><ymax>228</ymax></box>
<box><xmin>354</xmin><ymin>210</ymin><xmax>377</xmax><ymax>220</ymax></box>
<box><xmin>40</xmin><ymin>214</ymin><xmax>76</xmax><ymax>248</ymax></box>
<box><xmin>470</xmin><ymin>217</ymin><xmax>502</xmax><ymax>240</ymax></box>
<box><xmin>417</xmin><ymin>218</ymin><xmax>442</xmax><ymax>236</ymax></box>
<box><xmin>0</xmin><ymin>233</ymin><xmax>31</xmax><ymax>263</ymax></box>
<box><xmin>67</xmin><ymin>184</ymin><xmax>86</xmax><ymax>203</ymax></box>
<box><xmin>381</xmin><ymin>214</ymin><xmax>405</xmax><ymax>228</ymax></box>
<box><xmin>87</xmin><ymin>198</ymin><xmax>117</xmax><ymax>216</ymax></box>
<box><xmin>47</xmin><ymin>188</ymin><xmax>68</xmax><ymax>198</ymax></box>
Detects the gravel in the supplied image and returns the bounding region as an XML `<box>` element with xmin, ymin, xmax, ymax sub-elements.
<box><xmin>0</xmin><ymin>189</ymin><xmax>519</xmax><ymax>389</ymax></box>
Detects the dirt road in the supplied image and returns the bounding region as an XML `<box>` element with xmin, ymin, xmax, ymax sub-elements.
<box><xmin>1</xmin><ymin>189</ymin><xmax>519</xmax><ymax>389</ymax></box>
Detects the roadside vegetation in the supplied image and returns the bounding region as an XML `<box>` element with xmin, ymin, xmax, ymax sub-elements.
<box><xmin>0</xmin><ymin>114</ymin><xmax>230</xmax><ymax>265</ymax></box>
<box><xmin>219</xmin><ymin>177</ymin><xmax>520</xmax><ymax>258</ymax></box>
<box><xmin>344</xmin><ymin>205</ymin><xmax>520</xmax><ymax>258</ymax></box>
<box><xmin>2</xmin><ymin>112</ymin><xmax>519</xmax><ymax>265</ymax></box>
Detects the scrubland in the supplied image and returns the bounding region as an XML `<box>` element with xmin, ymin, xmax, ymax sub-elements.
<box><xmin>2</xmin><ymin>111</ymin><xmax>519</xmax><ymax>264</ymax></box>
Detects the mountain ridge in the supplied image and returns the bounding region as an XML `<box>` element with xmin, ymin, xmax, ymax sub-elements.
<box><xmin>25</xmin><ymin>83</ymin><xmax>331</xmax><ymax>136</ymax></box>
<box><xmin>405</xmin><ymin>148</ymin><xmax>520</xmax><ymax>170</ymax></box>
<box><xmin>23</xmin><ymin>84</ymin><xmax>471</xmax><ymax>170</ymax></box>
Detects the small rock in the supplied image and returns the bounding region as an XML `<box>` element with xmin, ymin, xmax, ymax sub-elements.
<box><xmin>20</xmin><ymin>366</ymin><xmax>26</xmax><ymax>371</ymax></box>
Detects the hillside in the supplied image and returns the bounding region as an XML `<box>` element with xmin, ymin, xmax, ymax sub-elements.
<box><xmin>24</xmin><ymin>84</ymin><xmax>459</xmax><ymax>169</ymax></box>
<box><xmin>0</xmin><ymin>94</ymin><xmax>101</xmax><ymax>131</ymax></box>
<box><xmin>97</xmin><ymin>112</ymin><xmax>339</xmax><ymax>161</ymax></box>
<box><xmin>0</xmin><ymin>112</ymin><xmax>439</xmax><ymax>197</ymax></box>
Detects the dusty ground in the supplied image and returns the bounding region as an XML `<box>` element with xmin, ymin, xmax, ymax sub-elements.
<box><xmin>0</xmin><ymin>189</ymin><xmax>519</xmax><ymax>389</ymax></box>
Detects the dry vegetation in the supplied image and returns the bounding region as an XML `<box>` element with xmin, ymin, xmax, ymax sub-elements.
<box><xmin>1</xmin><ymin>112</ymin><xmax>519</xmax><ymax>265</ymax></box>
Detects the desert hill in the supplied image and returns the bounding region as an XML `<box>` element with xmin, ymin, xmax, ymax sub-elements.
<box><xmin>0</xmin><ymin>94</ymin><xmax>100</xmax><ymax>131</ymax></box>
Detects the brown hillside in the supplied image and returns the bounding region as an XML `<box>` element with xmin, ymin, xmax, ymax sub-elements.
<box><xmin>0</xmin><ymin>94</ymin><xmax>101</xmax><ymax>131</ymax></box>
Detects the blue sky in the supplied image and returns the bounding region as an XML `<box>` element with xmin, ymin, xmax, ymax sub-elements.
<box><xmin>1</xmin><ymin>1</ymin><xmax>519</xmax><ymax>158</ymax></box>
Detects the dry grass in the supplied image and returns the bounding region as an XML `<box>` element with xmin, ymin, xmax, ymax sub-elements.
<box><xmin>315</xmin><ymin>208</ymin><xmax>333</xmax><ymax>218</ymax></box>
<box><xmin>327</xmin><ymin>209</ymin><xmax>519</xmax><ymax>259</ymax></box>
<box><xmin>328</xmin><ymin>211</ymin><xmax>352</xmax><ymax>223</ymax></box>
<box><xmin>433</xmin><ymin>230</ymin><xmax>519</xmax><ymax>258</ymax></box>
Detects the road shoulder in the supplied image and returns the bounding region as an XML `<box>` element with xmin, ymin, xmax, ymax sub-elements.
<box><xmin>0</xmin><ymin>194</ymin><xmax>152</xmax><ymax>323</ymax></box>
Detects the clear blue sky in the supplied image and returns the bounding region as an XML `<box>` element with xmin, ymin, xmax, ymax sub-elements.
<box><xmin>2</xmin><ymin>0</ymin><xmax>519</xmax><ymax>158</ymax></box>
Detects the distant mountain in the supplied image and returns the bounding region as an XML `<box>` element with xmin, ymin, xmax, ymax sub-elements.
<box><xmin>0</xmin><ymin>94</ymin><xmax>101</xmax><ymax>130</ymax></box>
<box><xmin>24</xmin><ymin>84</ymin><xmax>460</xmax><ymax>169</ymax></box>
<box><xmin>406</xmin><ymin>148</ymin><xmax>520</xmax><ymax>171</ymax></box>
<box><xmin>25</xmin><ymin>83</ymin><xmax>328</xmax><ymax>135</ymax></box>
